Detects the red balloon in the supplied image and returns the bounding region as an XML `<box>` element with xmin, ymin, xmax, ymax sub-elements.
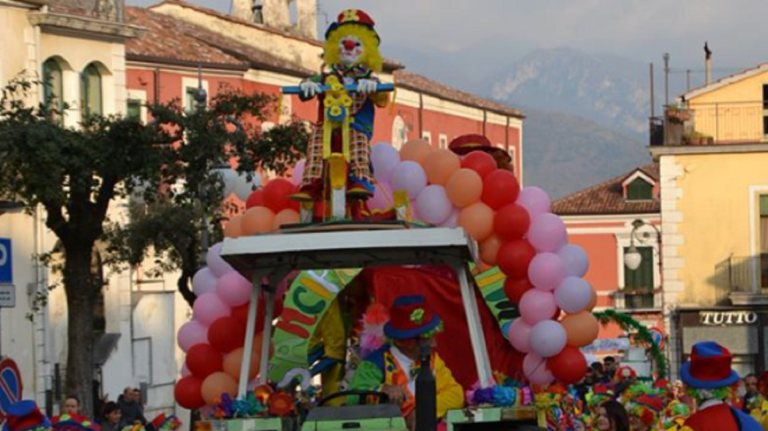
<box><xmin>232</xmin><ymin>300</ymin><xmax>284</xmax><ymax>335</ymax></box>
<box><xmin>504</xmin><ymin>277</ymin><xmax>534</xmax><ymax>304</ymax></box>
<box><xmin>186</xmin><ymin>344</ymin><xmax>223</xmax><ymax>378</ymax></box>
<box><xmin>461</xmin><ymin>152</ymin><xmax>497</xmax><ymax>179</ymax></box>
<box><xmin>482</xmin><ymin>170</ymin><xmax>520</xmax><ymax>210</ymax></box>
<box><xmin>494</xmin><ymin>204</ymin><xmax>530</xmax><ymax>241</ymax></box>
<box><xmin>246</xmin><ymin>189</ymin><xmax>265</xmax><ymax>209</ymax></box>
<box><xmin>497</xmin><ymin>239</ymin><xmax>536</xmax><ymax>279</ymax></box>
<box><xmin>262</xmin><ymin>179</ymin><xmax>296</xmax><ymax>213</ymax></box>
<box><xmin>547</xmin><ymin>346</ymin><xmax>588</xmax><ymax>384</ymax></box>
<box><xmin>174</xmin><ymin>375</ymin><xmax>205</xmax><ymax>409</ymax></box>
<box><xmin>208</xmin><ymin>317</ymin><xmax>246</xmax><ymax>353</ymax></box>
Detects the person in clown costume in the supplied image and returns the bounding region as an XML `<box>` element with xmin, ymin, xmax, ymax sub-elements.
<box><xmin>3</xmin><ymin>400</ymin><xmax>52</xmax><ymax>431</ymax></box>
<box><xmin>626</xmin><ymin>393</ymin><xmax>663</xmax><ymax>431</ymax></box>
<box><xmin>348</xmin><ymin>295</ymin><xmax>464</xmax><ymax>430</ymax></box>
<box><xmin>293</xmin><ymin>9</ymin><xmax>390</xmax><ymax>218</ymax></box>
<box><xmin>679</xmin><ymin>342</ymin><xmax>761</xmax><ymax>431</ymax></box>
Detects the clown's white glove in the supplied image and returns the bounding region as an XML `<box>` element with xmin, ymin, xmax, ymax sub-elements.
<box><xmin>356</xmin><ymin>79</ymin><xmax>378</xmax><ymax>95</ymax></box>
<box><xmin>300</xmin><ymin>80</ymin><xmax>322</xmax><ymax>99</ymax></box>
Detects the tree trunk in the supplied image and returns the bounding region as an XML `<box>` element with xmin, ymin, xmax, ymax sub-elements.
<box><xmin>62</xmin><ymin>245</ymin><xmax>97</xmax><ymax>417</ymax></box>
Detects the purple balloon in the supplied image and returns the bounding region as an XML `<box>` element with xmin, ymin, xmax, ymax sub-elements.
<box><xmin>555</xmin><ymin>276</ymin><xmax>593</xmax><ymax>314</ymax></box>
<box><xmin>291</xmin><ymin>159</ymin><xmax>306</xmax><ymax>186</ymax></box>
<box><xmin>516</xmin><ymin>186</ymin><xmax>551</xmax><ymax>219</ymax></box>
<box><xmin>528</xmin><ymin>252</ymin><xmax>565</xmax><ymax>291</ymax></box>
<box><xmin>558</xmin><ymin>244</ymin><xmax>590</xmax><ymax>277</ymax></box>
<box><xmin>193</xmin><ymin>292</ymin><xmax>231</xmax><ymax>325</ymax></box>
<box><xmin>528</xmin><ymin>213</ymin><xmax>568</xmax><ymax>252</ymax></box>
<box><xmin>519</xmin><ymin>289</ymin><xmax>558</xmax><ymax>325</ymax></box>
<box><xmin>206</xmin><ymin>243</ymin><xmax>233</xmax><ymax>277</ymax></box>
<box><xmin>216</xmin><ymin>271</ymin><xmax>253</xmax><ymax>307</ymax></box>
<box><xmin>192</xmin><ymin>267</ymin><xmax>218</xmax><ymax>296</ymax></box>
<box><xmin>508</xmin><ymin>319</ymin><xmax>532</xmax><ymax>353</ymax></box>
<box><xmin>529</xmin><ymin>320</ymin><xmax>567</xmax><ymax>358</ymax></box>
<box><xmin>177</xmin><ymin>320</ymin><xmax>209</xmax><ymax>352</ymax></box>
<box><xmin>439</xmin><ymin>208</ymin><xmax>460</xmax><ymax>228</ymax></box>
<box><xmin>371</xmin><ymin>143</ymin><xmax>401</xmax><ymax>183</ymax></box>
<box><xmin>523</xmin><ymin>352</ymin><xmax>555</xmax><ymax>386</ymax></box>
<box><xmin>369</xmin><ymin>182</ymin><xmax>394</xmax><ymax>211</ymax></box>
<box><xmin>391</xmin><ymin>161</ymin><xmax>427</xmax><ymax>200</ymax></box>
<box><xmin>416</xmin><ymin>185</ymin><xmax>453</xmax><ymax>225</ymax></box>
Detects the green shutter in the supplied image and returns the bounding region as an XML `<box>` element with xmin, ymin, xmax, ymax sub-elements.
<box><xmin>625</xmin><ymin>247</ymin><xmax>654</xmax><ymax>291</ymax></box>
<box><xmin>760</xmin><ymin>195</ymin><xmax>768</xmax><ymax>216</ymax></box>
<box><xmin>627</xmin><ymin>178</ymin><xmax>653</xmax><ymax>201</ymax></box>
<box><xmin>127</xmin><ymin>100</ymin><xmax>141</xmax><ymax>120</ymax></box>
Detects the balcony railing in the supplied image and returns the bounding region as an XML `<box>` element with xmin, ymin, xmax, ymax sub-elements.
<box><xmin>613</xmin><ymin>289</ymin><xmax>662</xmax><ymax>311</ymax></box>
<box><xmin>650</xmin><ymin>101</ymin><xmax>768</xmax><ymax>146</ymax></box>
<box><xmin>715</xmin><ymin>255</ymin><xmax>768</xmax><ymax>294</ymax></box>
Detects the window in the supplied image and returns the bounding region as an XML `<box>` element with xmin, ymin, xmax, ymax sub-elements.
<box><xmin>127</xmin><ymin>99</ymin><xmax>142</xmax><ymax>121</ymax></box>
<box><xmin>760</xmin><ymin>195</ymin><xmax>768</xmax><ymax>288</ymax></box>
<box><xmin>763</xmin><ymin>84</ymin><xmax>768</xmax><ymax>136</ymax></box>
<box><xmin>184</xmin><ymin>87</ymin><xmax>198</xmax><ymax>113</ymax></box>
<box><xmin>42</xmin><ymin>58</ymin><xmax>63</xmax><ymax>123</ymax></box>
<box><xmin>624</xmin><ymin>247</ymin><xmax>654</xmax><ymax>291</ymax></box>
<box><xmin>80</xmin><ymin>63</ymin><xmax>102</xmax><ymax>117</ymax></box>
<box><xmin>508</xmin><ymin>146</ymin><xmax>516</xmax><ymax>174</ymax></box>
<box><xmin>439</xmin><ymin>134</ymin><xmax>447</xmax><ymax>149</ymax></box>
<box><xmin>627</xmin><ymin>177</ymin><xmax>653</xmax><ymax>201</ymax></box>
<box><xmin>422</xmin><ymin>131</ymin><xmax>431</xmax><ymax>144</ymax></box>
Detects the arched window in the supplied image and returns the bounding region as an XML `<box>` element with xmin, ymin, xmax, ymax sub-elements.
<box><xmin>42</xmin><ymin>58</ymin><xmax>64</xmax><ymax>122</ymax></box>
<box><xmin>80</xmin><ymin>63</ymin><xmax>102</xmax><ymax>117</ymax></box>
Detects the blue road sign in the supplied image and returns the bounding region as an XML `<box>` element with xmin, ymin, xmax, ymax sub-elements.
<box><xmin>0</xmin><ymin>239</ymin><xmax>11</xmax><ymax>284</ymax></box>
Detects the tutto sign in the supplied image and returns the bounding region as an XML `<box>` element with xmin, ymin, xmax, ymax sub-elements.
<box><xmin>699</xmin><ymin>311</ymin><xmax>758</xmax><ymax>326</ymax></box>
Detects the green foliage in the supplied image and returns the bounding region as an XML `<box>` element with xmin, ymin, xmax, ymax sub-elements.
<box><xmin>104</xmin><ymin>84</ymin><xmax>309</xmax><ymax>306</ymax></box>
<box><xmin>593</xmin><ymin>309</ymin><xmax>667</xmax><ymax>379</ymax></box>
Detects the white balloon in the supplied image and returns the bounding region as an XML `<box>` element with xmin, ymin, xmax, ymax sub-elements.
<box><xmin>554</xmin><ymin>276</ymin><xmax>593</xmax><ymax>314</ymax></box>
<box><xmin>234</xmin><ymin>172</ymin><xmax>262</xmax><ymax>201</ymax></box>
<box><xmin>192</xmin><ymin>267</ymin><xmax>218</xmax><ymax>296</ymax></box>
<box><xmin>529</xmin><ymin>320</ymin><xmax>567</xmax><ymax>358</ymax></box>
<box><xmin>558</xmin><ymin>244</ymin><xmax>590</xmax><ymax>277</ymax></box>
<box><xmin>211</xmin><ymin>168</ymin><xmax>238</xmax><ymax>198</ymax></box>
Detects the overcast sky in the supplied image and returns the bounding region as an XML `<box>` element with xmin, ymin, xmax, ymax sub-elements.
<box><xmin>126</xmin><ymin>0</ymin><xmax>768</xmax><ymax>73</ymax></box>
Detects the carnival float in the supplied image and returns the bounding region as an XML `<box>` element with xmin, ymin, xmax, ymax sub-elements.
<box><xmin>173</xmin><ymin>9</ymin><xmax>601</xmax><ymax>431</ymax></box>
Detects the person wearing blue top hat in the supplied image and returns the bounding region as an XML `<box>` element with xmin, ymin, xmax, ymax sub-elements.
<box><xmin>3</xmin><ymin>400</ymin><xmax>51</xmax><ymax>431</ymax></box>
<box><xmin>680</xmin><ymin>341</ymin><xmax>762</xmax><ymax>431</ymax></box>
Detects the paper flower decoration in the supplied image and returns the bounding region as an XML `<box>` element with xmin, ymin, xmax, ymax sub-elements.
<box><xmin>267</xmin><ymin>391</ymin><xmax>295</xmax><ymax>417</ymax></box>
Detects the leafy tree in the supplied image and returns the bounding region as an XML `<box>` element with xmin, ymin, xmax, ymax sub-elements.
<box><xmin>104</xmin><ymin>86</ymin><xmax>308</xmax><ymax>307</ymax></box>
<box><xmin>0</xmin><ymin>78</ymin><xmax>166</xmax><ymax>415</ymax></box>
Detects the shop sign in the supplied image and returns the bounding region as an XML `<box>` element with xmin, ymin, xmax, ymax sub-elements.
<box><xmin>699</xmin><ymin>311</ymin><xmax>758</xmax><ymax>326</ymax></box>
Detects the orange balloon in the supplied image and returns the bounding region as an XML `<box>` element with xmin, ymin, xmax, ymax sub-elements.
<box><xmin>586</xmin><ymin>288</ymin><xmax>598</xmax><ymax>311</ymax></box>
<box><xmin>400</xmin><ymin>139</ymin><xmax>434</xmax><ymax>165</ymax></box>
<box><xmin>423</xmin><ymin>150</ymin><xmax>461</xmax><ymax>186</ymax></box>
<box><xmin>479</xmin><ymin>234</ymin><xmax>502</xmax><ymax>266</ymax></box>
<box><xmin>561</xmin><ymin>311</ymin><xmax>600</xmax><ymax>348</ymax></box>
<box><xmin>272</xmin><ymin>209</ymin><xmax>300</xmax><ymax>231</ymax></box>
<box><xmin>222</xmin><ymin>347</ymin><xmax>261</xmax><ymax>381</ymax></box>
<box><xmin>201</xmin><ymin>372</ymin><xmax>238</xmax><ymax>406</ymax></box>
<box><xmin>445</xmin><ymin>169</ymin><xmax>483</xmax><ymax>208</ymax></box>
<box><xmin>224</xmin><ymin>215</ymin><xmax>244</xmax><ymax>238</ymax></box>
<box><xmin>241</xmin><ymin>206</ymin><xmax>275</xmax><ymax>235</ymax></box>
<box><xmin>458</xmin><ymin>202</ymin><xmax>494</xmax><ymax>241</ymax></box>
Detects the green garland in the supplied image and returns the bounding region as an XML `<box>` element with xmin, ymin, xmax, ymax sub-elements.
<box><xmin>593</xmin><ymin>310</ymin><xmax>667</xmax><ymax>380</ymax></box>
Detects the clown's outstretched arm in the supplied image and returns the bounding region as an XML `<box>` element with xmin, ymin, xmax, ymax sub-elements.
<box><xmin>434</xmin><ymin>355</ymin><xmax>465</xmax><ymax>418</ymax></box>
<box><xmin>299</xmin><ymin>75</ymin><xmax>323</xmax><ymax>101</ymax></box>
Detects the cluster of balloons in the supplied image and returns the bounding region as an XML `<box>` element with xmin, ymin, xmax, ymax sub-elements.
<box><xmin>174</xmin><ymin>243</ymin><xmax>281</xmax><ymax>409</ymax></box>
<box><xmin>224</xmin><ymin>176</ymin><xmax>301</xmax><ymax>238</ymax></box>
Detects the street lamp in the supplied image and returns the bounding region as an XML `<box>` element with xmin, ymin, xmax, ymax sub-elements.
<box><xmin>623</xmin><ymin>219</ymin><xmax>661</xmax><ymax>271</ymax></box>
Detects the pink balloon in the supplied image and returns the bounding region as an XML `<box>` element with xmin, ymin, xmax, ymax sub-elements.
<box><xmin>516</xmin><ymin>186</ymin><xmax>551</xmax><ymax>219</ymax></box>
<box><xmin>415</xmin><ymin>185</ymin><xmax>453</xmax><ymax>225</ymax></box>
<box><xmin>523</xmin><ymin>352</ymin><xmax>555</xmax><ymax>386</ymax></box>
<box><xmin>291</xmin><ymin>159</ymin><xmax>306</xmax><ymax>186</ymax></box>
<box><xmin>519</xmin><ymin>289</ymin><xmax>558</xmax><ymax>325</ymax></box>
<box><xmin>528</xmin><ymin>213</ymin><xmax>568</xmax><ymax>252</ymax></box>
<box><xmin>391</xmin><ymin>161</ymin><xmax>427</xmax><ymax>200</ymax></box>
<box><xmin>178</xmin><ymin>320</ymin><xmax>209</xmax><ymax>352</ymax></box>
<box><xmin>369</xmin><ymin>182</ymin><xmax>394</xmax><ymax>211</ymax></box>
<box><xmin>439</xmin><ymin>208</ymin><xmax>460</xmax><ymax>228</ymax></box>
<box><xmin>206</xmin><ymin>243</ymin><xmax>233</xmax><ymax>277</ymax></box>
<box><xmin>216</xmin><ymin>271</ymin><xmax>253</xmax><ymax>307</ymax></box>
<box><xmin>555</xmin><ymin>276</ymin><xmax>593</xmax><ymax>314</ymax></box>
<box><xmin>371</xmin><ymin>143</ymin><xmax>401</xmax><ymax>183</ymax></box>
<box><xmin>192</xmin><ymin>268</ymin><xmax>218</xmax><ymax>296</ymax></box>
<box><xmin>508</xmin><ymin>319</ymin><xmax>532</xmax><ymax>353</ymax></box>
<box><xmin>528</xmin><ymin>252</ymin><xmax>565</xmax><ymax>291</ymax></box>
<box><xmin>193</xmin><ymin>292</ymin><xmax>231</xmax><ymax>325</ymax></box>
<box><xmin>529</xmin><ymin>320</ymin><xmax>567</xmax><ymax>358</ymax></box>
<box><xmin>182</xmin><ymin>363</ymin><xmax>191</xmax><ymax>377</ymax></box>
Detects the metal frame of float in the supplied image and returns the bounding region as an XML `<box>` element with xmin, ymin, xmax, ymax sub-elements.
<box><xmin>220</xmin><ymin>226</ymin><xmax>494</xmax><ymax>398</ymax></box>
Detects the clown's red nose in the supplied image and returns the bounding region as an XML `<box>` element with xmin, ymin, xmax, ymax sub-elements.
<box><xmin>343</xmin><ymin>40</ymin><xmax>356</xmax><ymax>51</ymax></box>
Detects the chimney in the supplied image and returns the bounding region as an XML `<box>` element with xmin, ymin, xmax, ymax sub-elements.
<box><xmin>295</xmin><ymin>0</ymin><xmax>317</xmax><ymax>39</ymax></box>
<box><xmin>704</xmin><ymin>42</ymin><xmax>712</xmax><ymax>85</ymax></box>
<box><xmin>262</xmin><ymin>0</ymin><xmax>291</xmax><ymax>32</ymax></box>
<box><xmin>231</xmin><ymin>0</ymin><xmax>253</xmax><ymax>21</ymax></box>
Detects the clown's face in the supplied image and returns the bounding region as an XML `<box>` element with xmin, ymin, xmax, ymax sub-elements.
<box><xmin>338</xmin><ymin>35</ymin><xmax>364</xmax><ymax>66</ymax></box>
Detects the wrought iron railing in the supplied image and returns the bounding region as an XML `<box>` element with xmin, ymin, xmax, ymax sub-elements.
<box><xmin>613</xmin><ymin>289</ymin><xmax>662</xmax><ymax>310</ymax></box>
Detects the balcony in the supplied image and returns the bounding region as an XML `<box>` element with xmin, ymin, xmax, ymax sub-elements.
<box><xmin>715</xmin><ymin>255</ymin><xmax>768</xmax><ymax>305</ymax></box>
<box><xmin>651</xmin><ymin>102</ymin><xmax>768</xmax><ymax>146</ymax></box>
<box><xmin>612</xmin><ymin>289</ymin><xmax>663</xmax><ymax>312</ymax></box>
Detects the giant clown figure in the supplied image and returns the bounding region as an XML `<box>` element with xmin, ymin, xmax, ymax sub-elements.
<box><xmin>292</xmin><ymin>9</ymin><xmax>390</xmax><ymax>219</ymax></box>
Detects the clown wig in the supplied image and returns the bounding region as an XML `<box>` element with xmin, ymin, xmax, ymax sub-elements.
<box><xmin>324</xmin><ymin>24</ymin><xmax>384</xmax><ymax>73</ymax></box>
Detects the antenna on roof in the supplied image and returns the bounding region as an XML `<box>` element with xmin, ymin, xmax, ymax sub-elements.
<box><xmin>704</xmin><ymin>42</ymin><xmax>712</xmax><ymax>85</ymax></box>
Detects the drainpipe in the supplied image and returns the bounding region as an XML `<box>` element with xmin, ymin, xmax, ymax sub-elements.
<box><xmin>153</xmin><ymin>68</ymin><xmax>161</xmax><ymax>104</ymax></box>
<box><xmin>418</xmin><ymin>93</ymin><xmax>424</xmax><ymax>138</ymax></box>
<box><xmin>482</xmin><ymin>110</ymin><xmax>487</xmax><ymax>136</ymax></box>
